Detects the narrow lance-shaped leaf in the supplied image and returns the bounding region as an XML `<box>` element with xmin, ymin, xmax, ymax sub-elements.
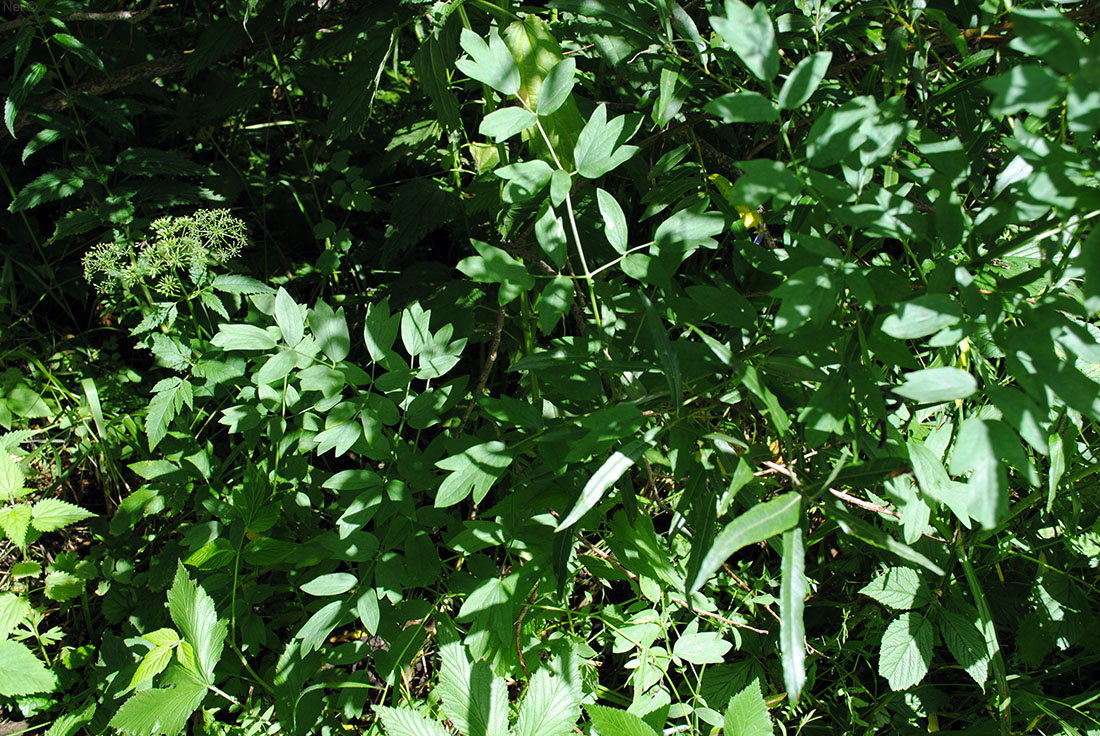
<box><xmin>557</xmin><ymin>430</ymin><xmax>660</xmax><ymax>531</ymax></box>
<box><xmin>780</xmin><ymin>527</ymin><xmax>806</xmax><ymax>704</ymax></box>
<box><xmin>688</xmin><ymin>493</ymin><xmax>801</xmax><ymax>594</ymax></box>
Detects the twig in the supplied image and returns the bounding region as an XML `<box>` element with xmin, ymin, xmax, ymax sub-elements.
<box><xmin>722</xmin><ymin>563</ymin><xmax>781</xmax><ymax>623</ymax></box>
<box><xmin>457</xmin><ymin>305</ymin><xmax>506</xmax><ymax>434</ymax></box>
<box><xmin>829</xmin><ymin>488</ymin><xmax>899</xmax><ymax>518</ymax></box>
<box><xmin>0</xmin><ymin>0</ymin><xmax>160</xmax><ymax>32</ymax></box>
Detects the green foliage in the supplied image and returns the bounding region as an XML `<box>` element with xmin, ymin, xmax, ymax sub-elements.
<box><xmin>2</xmin><ymin>0</ymin><xmax>1099</xmax><ymax>733</ymax></box>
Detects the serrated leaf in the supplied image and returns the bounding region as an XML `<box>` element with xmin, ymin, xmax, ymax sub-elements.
<box><xmin>10</xmin><ymin>168</ymin><xmax>85</xmax><ymax>212</ymax></box>
<box><xmin>45</xmin><ymin>701</ymin><xmax>96</xmax><ymax>736</ymax></box>
<box><xmin>146</xmin><ymin>379</ymin><xmax>189</xmax><ymax>451</ymax></box>
<box><xmin>211</xmin><ymin>274</ymin><xmax>274</xmax><ymax>295</ymax></box>
<box><xmin>51</xmin><ymin>32</ymin><xmax>105</xmax><ymax>71</ymax></box>
<box><xmin>45</xmin><ymin>570</ymin><xmax>85</xmax><ymax>602</ymax></box>
<box><xmin>109</xmin><ymin>669</ymin><xmax>207</xmax><ymax>736</ymax></box>
<box><xmin>142</xmin><ymin>628</ymin><xmax>181</xmax><ymax>647</ymax></box>
<box><xmin>436</xmin><ymin>641</ymin><xmax>509</xmax><ymax>736</ymax></box>
<box><xmin>860</xmin><ymin>567</ymin><xmax>931</xmax><ymax>610</ymax></box>
<box><xmin>373</xmin><ymin>705</ymin><xmax>453</xmax><ymax>736</ymax></box>
<box><xmin>0</xmin><ymin>592</ymin><xmax>32</xmax><ymax>639</ymax></box>
<box><xmin>514</xmin><ymin>666</ymin><xmax>584</xmax><ymax>736</ymax></box>
<box><xmin>30</xmin><ymin>498</ymin><xmax>96</xmax><ymax>532</ymax></box>
<box><xmin>688</xmin><ymin>493</ymin><xmax>800</xmax><ymax>593</ymax></box>
<box><xmin>0</xmin><ymin>451</ymin><xmax>28</xmax><ymax>498</ymax></box>
<box><xmin>301</xmin><ymin>572</ymin><xmax>357</xmax><ymax>596</ymax></box>
<box><xmin>129</xmin><ymin>644</ymin><xmax>175</xmax><ymax>691</ymax></box>
<box><xmin>0</xmin><ymin>503</ymin><xmax>33</xmax><ymax>547</ymax></box>
<box><xmin>585</xmin><ymin>704</ymin><xmax>660</xmax><ymax>736</ymax></box>
<box><xmin>724</xmin><ymin>679</ymin><xmax>773</xmax><ymax>736</ymax></box>
<box><xmin>0</xmin><ymin>639</ymin><xmax>57</xmax><ymax>696</ymax></box>
<box><xmin>878</xmin><ymin>612</ymin><xmax>933</xmax><ymax>690</ymax></box>
<box><xmin>940</xmin><ymin>610</ymin><xmax>989</xmax><ymax>687</ymax></box>
<box><xmin>780</xmin><ymin>527</ymin><xmax>806</xmax><ymax>703</ymax></box>
<box><xmin>166</xmin><ymin>562</ymin><xmax>226</xmax><ymax>684</ymax></box>
<box><xmin>210</xmin><ymin>323</ymin><xmax>278</xmax><ymax>351</ymax></box>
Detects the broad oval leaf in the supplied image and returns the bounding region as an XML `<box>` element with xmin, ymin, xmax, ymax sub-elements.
<box><xmin>777</xmin><ymin>51</ymin><xmax>832</xmax><ymax>109</ymax></box>
<box><xmin>538</xmin><ymin>57</ymin><xmax>576</xmax><ymax>115</ymax></box>
<box><xmin>881</xmin><ymin>294</ymin><xmax>962</xmax><ymax>340</ymax></box>
<box><xmin>892</xmin><ymin>367</ymin><xmax>976</xmax><ymax>403</ymax></box>
<box><xmin>596</xmin><ymin>187</ymin><xmax>628</xmax><ymax>254</ymax></box>
<box><xmin>704</xmin><ymin>92</ymin><xmax>777</xmax><ymax>123</ymax></box>
<box><xmin>480</xmin><ymin>106</ymin><xmax>538</xmax><ymax>141</ymax></box>
<box><xmin>300</xmin><ymin>572</ymin><xmax>357</xmax><ymax>596</ymax></box>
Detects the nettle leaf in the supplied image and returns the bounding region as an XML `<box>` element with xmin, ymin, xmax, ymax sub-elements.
<box><xmin>0</xmin><ymin>503</ymin><xmax>32</xmax><ymax>547</ymax></box>
<box><xmin>724</xmin><ymin>679</ymin><xmax>773</xmax><ymax>736</ymax></box>
<box><xmin>0</xmin><ymin>592</ymin><xmax>32</xmax><ymax>639</ymax></box>
<box><xmin>939</xmin><ymin>609</ymin><xmax>990</xmax><ymax>686</ymax></box>
<box><xmin>688</xmin><ymin>493</ymin><xmax>800</xmax><ymax>593</ymax></box>
<box><xmin>710</xmin><ymin>0</ymin><xmax>779</xmax><ymax>82</ymax></box>
<box><xmin>436</xmin><ymin>641</ymin><xmax>510</xmax><ymax>736</ymax></box>
<box><xmin>0</xmin><ymin>451</ymin><xmax>29</xmax><ymax>498</ymax></box>
<box><xmin>436</xmin><ymin>441</ymin><xmax>514</xmax><ymax>507</ymax></box>
<box><xmin>514</xmin><ymin>665</ymin><xmax>584</xmax><ymax>736</ymax></box>
<box><xmin>878</xmin><ymin>612</ymin><xmax>933</xmax><ymax>690</ymax></box>
<box><xmin>0</xmin><ymin>639</ymin><xmax>57</xmax><ymax>697</ymax></box>
<box><xmin>880</xmin><ymin>294</ymin><xmax>962</xmax><ymax>339</ymax></box>
<box><xmin>892</xmin><ymin>367</ymin><xmax>976</xmax><ymax>403</ymax></box>
<box><xmin>456</xmin><ymin>27</ymin><xmax>521</xmax><ymax>95</ymax></box>
<box><xmin>30</xmin><ymin>498</ymin><xmax>96</xmax><ymax>532</ymax></box>
<box><xmin>860</xmin><ymin>567</ymin><xmax>931</xmax><ymax>610</ymax></box>
<box><xmin>777</xmin><ymin>51</ymin><xmax>832</xmax><ymax>109</ymax></box>
<box><xmin>585</xmin><ymin>704</ymin><xmax>660</xmax><ymax>736</ymax></box>
<box><xmin>166</xmin><ymin>562</ymin><xmax>226</xmax><ymax>683</ymax></box>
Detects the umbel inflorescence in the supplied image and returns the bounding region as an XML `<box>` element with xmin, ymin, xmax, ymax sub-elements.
<box><xmin>83</xmin><ymin>210</ymin><xmax>247</xmax><ymax>296</ymax></box>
